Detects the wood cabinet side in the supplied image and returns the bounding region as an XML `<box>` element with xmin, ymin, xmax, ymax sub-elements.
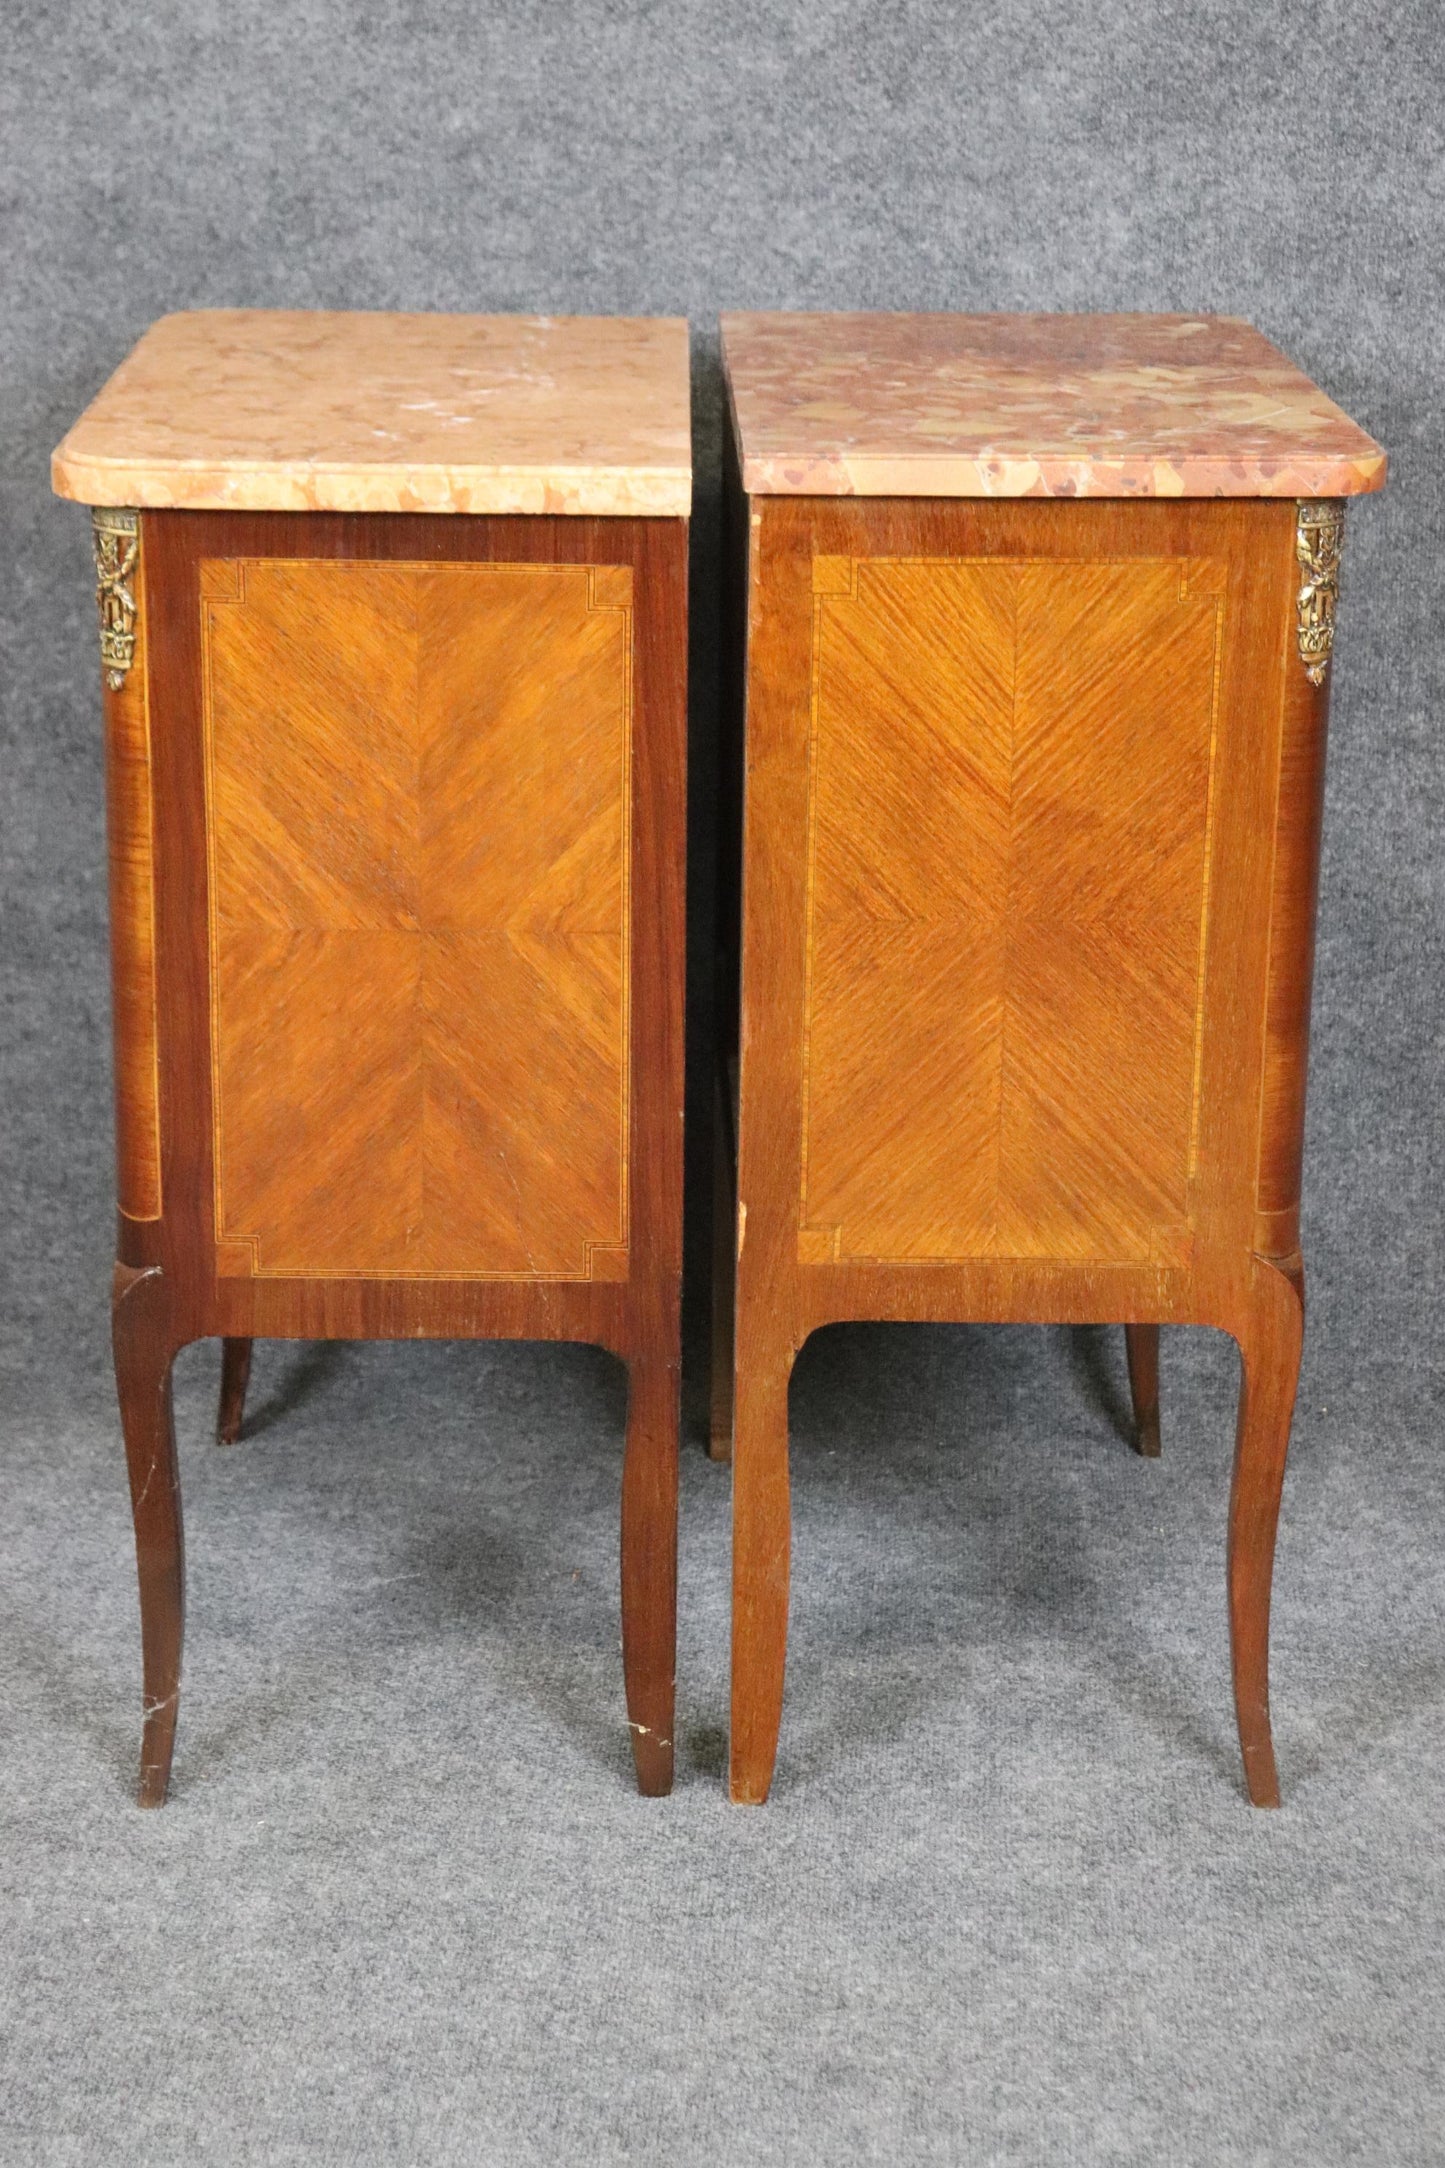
<box><xmin>1254</xmin><ymin>504</ymin><xmax>1337</xmax><ymax>1266</ymax></box>
<box><xmin>99</xmin><ymin>512</ymin><xmax>163</xmax><ymax>1225</ymax></box>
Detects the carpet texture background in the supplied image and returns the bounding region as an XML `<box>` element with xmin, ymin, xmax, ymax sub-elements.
<box><xmin>2</xmin><ymin>4</ymin><xmax>1441</xmax><ymax>2162</ymax></box>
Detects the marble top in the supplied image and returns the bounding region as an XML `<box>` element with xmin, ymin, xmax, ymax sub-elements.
<box><xmin>721</xmin><ymin>313</ymin><xmax>1385</xmax><ymax>499</ymax></box>
<box><xmin>52</xmin><ymin>311</ymin><xmax>693</xmax><ymax>517</ymax></box>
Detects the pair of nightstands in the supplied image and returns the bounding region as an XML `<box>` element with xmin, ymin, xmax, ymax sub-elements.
<box><xmin>53</xmin><ymin>309</ymin><xmax>1384</xmax><ymax>1808</ymax></box>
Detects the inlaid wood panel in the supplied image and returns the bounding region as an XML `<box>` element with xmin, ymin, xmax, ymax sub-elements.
<box><xmin>202</xmin><ymin>556</ymin><xmax>631</xmax><ymax>1279</ymax></box>
<box><xmin>800</xmin><ymin>555</ymin><xmax>1224</xmax><ymax>1265</ymax></box>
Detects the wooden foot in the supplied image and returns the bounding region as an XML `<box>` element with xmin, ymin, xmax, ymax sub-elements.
<box><xmin>1125</xmin><ymin>1323</ymin><xmax>1161</xmax><ymax>1457</ymax></box>
<box><xmin>709</xmin><ymin>1068</ymin><xmax>736</xmax><ymax>1465</ymax></box>
<box><xmin>216</xmin><ymin>1336</ymin><xmax>253</xmax><ymax>1445</ymax></box>
<box><xmin>1228</xmin><ymin>1257</ymin><xmax>1305</xmax><ymax>1808</ymax></box>
<box><xmin>620</xmin><ymin>1356</ymin><xmax>678</xmax><ymax>1796</ymax></box>
<box><xmin>729</xmin><ymin>1340</ymin><xmax>794</xmax><ymax>1804</ymax></box>
<box><xmin>112</xmin><ymin>1263</ymin><xmax>184</xmax><ymax>1808</ymax></box>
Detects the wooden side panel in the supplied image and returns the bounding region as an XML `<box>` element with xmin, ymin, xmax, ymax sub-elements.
<box><xmin>104</xmin><ymin>523</ymin><xmax>162</xmax><ymax>1219</ymax></box>
<box><xmin>801</xmin><ymin>558</ymin><xmax>1014</xmax><ymax>1262</ymax></box>
<box><xmin>201</xmin><ymin>557</ymin><xmax>631</xmax><ymax>1279</ymax></box>
<box><xmin>801</xmin><ymin>554</ymin><xmax>1223</xmax><ymax>1264</ymax></box>
<box><xmin>1254</xmin><ymin>516</ymin><xmax>1333</xmax><ymax>1263</ymax></box>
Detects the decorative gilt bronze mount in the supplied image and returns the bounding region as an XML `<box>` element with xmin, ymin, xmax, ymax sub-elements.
<box><xmin>1296</xmin><ymin>500</ymin><xmax>1344</xmax><ymax>686</ymax></box>
<box><xmin>91</xmin><ymin>507</ymin><xmax>140</xmax><ymax>689</ymax></box>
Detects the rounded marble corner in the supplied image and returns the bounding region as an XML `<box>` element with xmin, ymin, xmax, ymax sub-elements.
<box><xmin>49</xmin><ymin>310</ymin><xmax>695</xmax><ymax>518</ymax></box>
<box><xmin>722</xmin><ymin>312</ymin><xmax>1387</xmax><ymax>504</ymax></box>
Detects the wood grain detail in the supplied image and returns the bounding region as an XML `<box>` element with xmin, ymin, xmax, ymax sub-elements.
<box><xmin>1253</xmin><ymin>589</ymin><xmax>1332</xmax><ymax>1263</ymax></box>
<box><xmin>104</xmin><ymin>519</ymin><xmax>162</xmax><ymax>1219</ymax></box>
<box><xmin>201</xmin><ymin>556</ymin><xmax>632</xmax><ymax>1279</ymax></box>
<box><xmin>800</xmin><ymin>555</ymin><xmax>1225</xmax><ymax>1264</ymax></box>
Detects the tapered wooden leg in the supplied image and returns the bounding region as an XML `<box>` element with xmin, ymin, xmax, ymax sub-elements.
<box><xmin>112</xmin><ymin>1263</ymin><xmax>184</xmax><ymax>1808</ymax></box>
<box><xmin>620</xmin><ymin>1355</ymin><xmax>678</xmax><ymax>1796</ymax></box>
<box><xmin>216</xmin><ymin>1336</ymin><xmax>253</xmax><ymax>1445</ymax></box>
<box><xmin>709</xmin><ymin>1069</ymin><xmax>736</xmax><ymax>1465</ymax></box>
<box><xmin>729</xmin><ymin>1338</ymin><xmax>794</xmax><ymax>1804</ymax></box>
<box><xmin>1125</xmin><ymin>1323</ymin><xmax>1161</xmax><ymax>1458</ymax></box>
<box><xmin>1228</xmin><ymin>1257</ymin><xmax>1305</xmax><ymax>1808</ymax></box>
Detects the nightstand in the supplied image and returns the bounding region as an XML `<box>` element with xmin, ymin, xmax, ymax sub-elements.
<box><xmin>716</xmin><ymin>311</ymin><xmax>1384</xmax><ymax>1806</ymax></box>
<box><xmin>54</xmin><ymin>310</ymin><xmax>691</xmax><ymax>1802</ymax></box>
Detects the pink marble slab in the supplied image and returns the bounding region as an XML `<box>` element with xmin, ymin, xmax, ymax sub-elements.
<box><xmin>721</xmin><ymin>313</ymin><xmax>1385</xmax><ymax>499</ymax></box>
<box><xmin>52</xmin><ymin>311</ymin><xmax>693</xmax><ymax>517</ymax></box>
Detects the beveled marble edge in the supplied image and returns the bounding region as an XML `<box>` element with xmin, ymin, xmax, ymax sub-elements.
<box><xmin>735</xmin><ymin>447</ymin><xmax>1387</xmax><ymax>499</ymax></box>
<box><xmin>721</xmin><ymin>311</ymin><xmax>1387</xmax><ymax>500</ymax></box>
<box><xmin>51</xmin><ymin>449</ymin><xmax>693</xmax><ymax>518</ymax></box>
<box><xmin>52</xmin><ymin>309</ymin><xmax>693</xmax><ymax>516</ymax></box>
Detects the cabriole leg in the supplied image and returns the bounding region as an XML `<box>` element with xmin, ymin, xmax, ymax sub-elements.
<box><xmin>1228</xmin><ymin>1258</ymin><xmax>1305</xmax><ymax>1808</ymax></box>
<box><xmin>620</xmin><ymin>1353</ymin><xmax>678</xmax><ymax>1796</ymax></box>
<box><xmin>729</xmin><ymin>1335</ymin><xmax>794</xmax><ymax>1805</ymax></box>
<box><xmin>216</xmin><ymin>1336</ymin><xmax>253</xmax><ymax>1445</ymax></box>
<box><xmin>1125</xmin><ymin>1323</ymin><xmax>1162</xmax><ymax>1458</ymax></box>
<box><xmin>112</xmin><ymin>1263</ymin><xmax>184</xmax><ymax>1808</ymax></box>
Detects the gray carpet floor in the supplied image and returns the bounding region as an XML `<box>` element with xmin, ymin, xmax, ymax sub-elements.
<box><xmin>2</xmin><ymin>1304</ymin><xmax>1441</xmax><ymax>2165</ymax></box>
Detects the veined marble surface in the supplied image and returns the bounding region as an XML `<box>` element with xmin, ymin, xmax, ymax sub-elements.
<box><xmin>53</xmin><ymin>311</ymin><xmax>693</xmax><ymax>516</ymax></box>
<box><xmin>721</xmin><ymin>313</ymin><xmax>1385</xmax><ymax>498</ymax></box>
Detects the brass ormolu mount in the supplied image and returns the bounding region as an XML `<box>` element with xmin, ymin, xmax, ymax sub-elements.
<box><xmin>92</xmin><ymin>506</ymin><xmax>140</xmax><ymax>690</ymax></box>
<box><xmin>1296</xmin><ymin>500</ymin><xmax>1344</xmax><ymax>686</ymax></box>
